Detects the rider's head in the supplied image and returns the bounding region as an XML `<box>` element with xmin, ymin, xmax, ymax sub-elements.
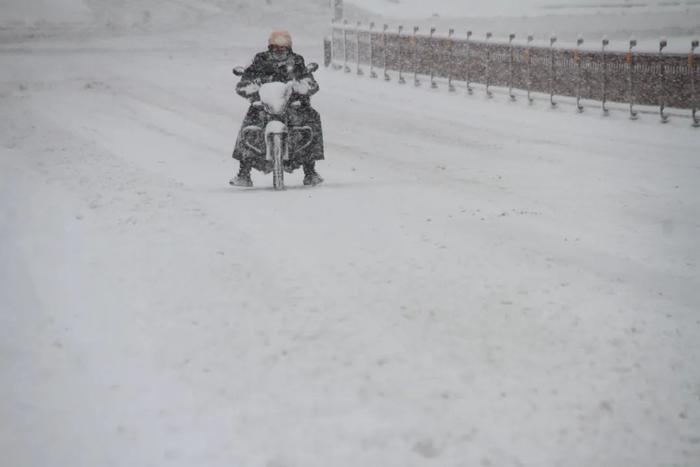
<box><xmin>268</xmin><ymin>30</ymin><xmax>292</xmax><ymax>60</ymax></box>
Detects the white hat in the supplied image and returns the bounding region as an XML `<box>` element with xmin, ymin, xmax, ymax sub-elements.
<box><xmin>268</xmin><ymin>30</ymin><xmax>292</xmax><ymax>48</ymax></box>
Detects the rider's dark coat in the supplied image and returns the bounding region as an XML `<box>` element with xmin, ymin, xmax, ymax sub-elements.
<box><xmin>232</xmin><ymin>49</ymin><xmax>324</xmax><ymax>168</ymax></box>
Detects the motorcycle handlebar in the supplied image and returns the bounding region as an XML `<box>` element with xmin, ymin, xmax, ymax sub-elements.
<box><xmin>251</xmin><ymin>100</ymin><xmax>303</xmax><ymax>108</ymax></box>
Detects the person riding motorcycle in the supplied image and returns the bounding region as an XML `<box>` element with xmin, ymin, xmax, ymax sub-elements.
<box><xmin>230</xmin><ymin>30</ymin><xmax>324</xmax><ymax>187</ymax></box>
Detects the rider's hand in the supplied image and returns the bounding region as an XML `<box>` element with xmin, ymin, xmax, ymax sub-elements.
<box><xmin>239</xmin><ymin>82</ymin><xmax>260</xmax><ymax>96</ymax></box>
<box><xmin>292</xmin><ymin>78</ymin><xmax>312</xmax><ymax>95</ymax></box>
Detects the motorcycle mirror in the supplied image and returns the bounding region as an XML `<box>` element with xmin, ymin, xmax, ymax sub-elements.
<box><xmin>306</xmin><ymin>63</ymin><xmax>319</xmax><ymax>73</ymax></box>
<box><xmin>232</xmin><ymin>66</ymin><xmax>245</xmax><ymax>76</ymax></box>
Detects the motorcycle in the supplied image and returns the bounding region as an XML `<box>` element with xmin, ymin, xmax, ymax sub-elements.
<box><xmin>232</xmin><ymin>63</ymin><xmax>319</xmax><ymax>190</ymax></box>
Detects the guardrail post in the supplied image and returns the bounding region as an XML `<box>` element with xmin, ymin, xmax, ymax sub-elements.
<box><xmin>692</xmin><ymin>40</ymin><xmax>699</xmax><ymax>127</ymax></box>
<box><xmin>485</xmin><ymin>32</ymin><xmax>493</xmax><ymax>98</ymax></box>
<box><xmin>330</xmin><ymin>18</ymin><xmax>335</xmax><ymax>63</ymax></box>
<box><xmin>466</xmin><ymin>30</ymin><xmax>473</xmax><ymax>95</ymax></box>
<box><xmin>508</xmin><ymin>33</ymin><xmax>516</xmax><ymax>101</ymax></box>
<box><xmin>430</xmin><ymin>27</ymin><xmax>438</xmax><ymax>89</ymax></box>
<box><xmin>398</xmin><ymin>25</ymin><xmax>406</xmax><ymax>84</ymax></box>
<box><xmin>576</xmin><ymin>36</ymin><xmax>584</xmax><ymax>112</ymax></box>
<box><xmin>658</xmin><ymin>37</ymin><xmax>669</xmax><ymax>123</ymax></box>
<box><xmin>324</xmin><ymin>35</ymin><xmax>331</xmax><ymax>67</ymax></box>
<box><xmin>369</xmin><ymin>22</ymin><xmax>377</xmax><ymax>78</ymax></box>
<box><xmin>602</xmin><ymin>36</ymin><xmax>609</xmax><ymax>115</ymax></box>
<box><xmin>356</xmin><ymin>22</ymin><xmax>364</xmax><ymax>76</ymax></box>
<box><xmin>526</xmin><ymin>34</ymin><xmax>534</xmax><ymax>104</ymax></box>
<box><xmin>413</xmin><ymin>26</ymin><xmax>421</xmax><ymax>87</ymax></box>
<box><xmin>628</xmin><ymin>37</ymin><xmax>638</xmax><ymax>120</ymax></box>
<box><xmin>550</xmin><ymin>34</ymin><xmax>557</xmax><ymax>107</ymax></box>
<box><xmin>332</xmin><ymin>0</ymin><xmax>343</xmax><ymax>22</ymax></box>
<box><xmin>383</xmin><ymin>24</ymin><xmax>390</xmax><ymax>81</ymax></box>
<box><xmin>343</xmin><ymin>20</ymin><xmax>351</xmax><ymax>73</ymax></box>
<box><xmin>448</xmin><ymin>29</ymin><xmax>456</xmax><ymax>92</ymax></box>
<box><xmin>328</xmin><ymin>19</ymin><xmax>336</xmax><ymax>68</ymax></box>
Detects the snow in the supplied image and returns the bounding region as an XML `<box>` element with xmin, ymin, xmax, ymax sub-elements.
<box><xmin>344</xmin><ymin>0</ymin><xmax>700</xmax><ymax>52</ymax></box>
<box><xmin>0</xmin><ymin>0</ymin><xmax>91</xmax><ymax>24</ymax></box>
<box><xmin>347</xmin><ymin>0</ymin><xmax>700</xmax><ymax>18</ymax></box>
<box><xmin>259</xmin><ymin>82</ymin><xmax>294</xmax><ymax>115</ymax></box>
<box><xmin>1</xmin><ymin>2</ymin><xmax>700</xmax><ymax>467</ymax></box>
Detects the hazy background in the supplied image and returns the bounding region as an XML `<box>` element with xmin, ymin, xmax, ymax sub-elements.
<box><xmin>1</xmin><ymin>0</ymin><xmax>698</xmax><ymax>50</ymax></box>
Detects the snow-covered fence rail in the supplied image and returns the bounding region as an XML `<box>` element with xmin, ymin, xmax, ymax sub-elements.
<box><xmin>325</xmin><ymin>23</ymin><xmax>700</xmax><ymax>125</ymax></box>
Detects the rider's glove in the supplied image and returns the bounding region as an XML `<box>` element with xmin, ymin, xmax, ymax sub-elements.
<box><xmin>292</xmin><ymin>78</ymin><xmax>312</xmax><ymax>95</ymax></box>
<box><xmin>239</xmin><ymin>82</ymin><xmax>260</xmax><ymax>96</ymax></box>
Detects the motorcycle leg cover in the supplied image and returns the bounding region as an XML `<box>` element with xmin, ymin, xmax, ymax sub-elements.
<box><xmin>232</xmin><ymin>104</ymin><xmax>325</xmax><ymax>171</ymax></box>
<box><xmin>232</xmin><ymin>107</ymin><xmax>268</xmax><ymax>172</ymax></box>
<box><xmin>291</xmin><ymin>106</ymin><xmax>324</xmax><ymax>163</ymax></box>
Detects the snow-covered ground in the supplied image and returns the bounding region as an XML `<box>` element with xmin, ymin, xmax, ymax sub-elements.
<box><xmin>347</xmin><ymin>0</ymin><xmax>700</xmax><ymax>18</ymax></box>
<box><xmin>1</xmin><ymin>2</ymin><xmax>699</xmax><ymax>467</ymax></box>
<box><xmin>345</xmin><ymin>0</ymin><xmax>700</xmax><ymax>52</ymax></box>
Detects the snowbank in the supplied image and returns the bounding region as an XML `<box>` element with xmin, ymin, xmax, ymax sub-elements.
<box><xmin>347</xmin><ymin>0</ymin><xmax>700</xmax><ymax>19</ymax></box>
<box><xmin>345</xmin><ymin>0</ymin><xmax>700</xmax><ymax>51</ymax></box>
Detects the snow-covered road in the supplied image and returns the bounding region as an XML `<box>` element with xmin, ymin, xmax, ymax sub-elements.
<box><xmin>1</xmin><ymin>38</ymin><xmax>699</xmax><ymax>467</ymax></box>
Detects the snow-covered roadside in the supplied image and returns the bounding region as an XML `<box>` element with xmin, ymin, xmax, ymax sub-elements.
<box><xmin>345</xmin><ymin>0</ymin><xmax>700</xmax><ymax>52</ymax></box>
<box><xmin>347</xmin><ymin>0</ymin><xmax>700</xmax><ymax>18</ymax></box>
<box><xmin>1</xmin><ymin>15</ymin><xmax>700</xmax><ymax>467</ymax></box>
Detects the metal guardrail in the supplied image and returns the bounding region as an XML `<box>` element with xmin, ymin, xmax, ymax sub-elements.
<box><xmin>324</xmin><ymin>22</ymin><xmax>700</xmax><ymax>126</ymax></box>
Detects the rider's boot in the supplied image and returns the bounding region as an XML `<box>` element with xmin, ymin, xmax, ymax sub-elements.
<box><xmin>229</xmin><ymin>159</ymin><xmax>253</xmax><ymax>187</ymax></box>
<box><xmin>303</xmin><ymin>161</ymin><xmax>324</xmax><ymax>186</ymax></box>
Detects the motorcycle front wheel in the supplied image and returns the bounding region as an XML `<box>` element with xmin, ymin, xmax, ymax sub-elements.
<box><xmin>270</xmin><ymin>133</ymin><xmax>285</xmax><ymax>191</ymax></box>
